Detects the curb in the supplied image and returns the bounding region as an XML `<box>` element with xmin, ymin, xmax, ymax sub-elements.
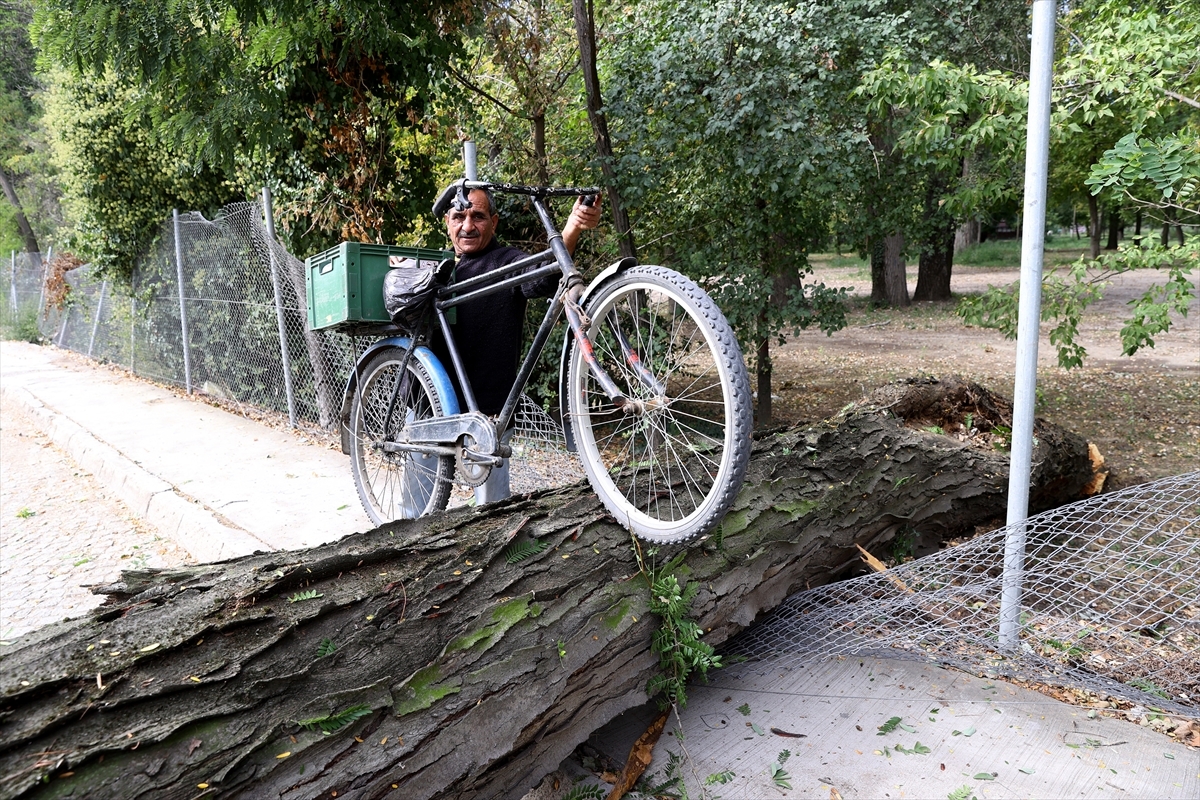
<box><xmin>2</xmin><ymin>384</ymin><xmax>274</xmax><ymax>563</ymax></box>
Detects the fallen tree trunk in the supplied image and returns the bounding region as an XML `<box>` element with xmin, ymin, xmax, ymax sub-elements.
<box><xmin>0</xmin><ymin>377</ymin><xmax>1094</xmax><ymax>800</ymax></box>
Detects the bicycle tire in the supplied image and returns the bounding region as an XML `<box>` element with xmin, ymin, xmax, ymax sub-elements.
<box><xmin>351</xmin><ymin>346</ymin><xmax>454</xmax><ymax>525</ymax></box>
<box><xmin>567</xmin><ymin>265</ymin><xmax>752</xmax><ymax>543</ymax></box>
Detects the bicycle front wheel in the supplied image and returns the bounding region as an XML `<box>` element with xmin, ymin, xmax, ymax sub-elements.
<box><xmin>567</xmin><ymin>265</ymin><xmax>752</xmax><ymax>543</ymax></box>
<box><xmin>351</xmin><ymin>346</ymin><xmax>454</xmax><ymax>525</ymax></box>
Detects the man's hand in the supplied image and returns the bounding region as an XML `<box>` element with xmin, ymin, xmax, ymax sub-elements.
<box><xmin>562</xmin><ymin>193</ymin><xmax>603</xmax><ymax>255</ymax></box>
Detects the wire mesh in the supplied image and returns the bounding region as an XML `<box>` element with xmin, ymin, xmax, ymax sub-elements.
<box><xmin>724</xmin><ymin>471</ymin><xmax>1200</xmax><ymax>717</ymax></box>
<box><xmin>3</xmin><ymin>251</ymin><xmax>46</xmax><ymax>315</ymax></box>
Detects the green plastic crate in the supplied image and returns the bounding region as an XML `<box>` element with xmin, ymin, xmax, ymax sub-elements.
<box><xmin>306</xmin><ymin>242</ymin><xmax>453</xmax><ymax>331</ymax></box>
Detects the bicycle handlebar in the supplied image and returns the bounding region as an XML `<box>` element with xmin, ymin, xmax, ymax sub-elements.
<box><xmin>432</xmin><ymin>178</ymin><xmax>603</xmax><ymax>217</ymax></box>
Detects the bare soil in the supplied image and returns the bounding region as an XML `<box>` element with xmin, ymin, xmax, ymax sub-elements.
<box><xmin>771</xmin><ymin>248</ymin><xmax>1199</xmax><ymax>490</ymax></box>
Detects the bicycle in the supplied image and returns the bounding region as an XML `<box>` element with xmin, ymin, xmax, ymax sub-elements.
<box><xmin>344</xmin><ymin>178</ymin><xmax>753</xmax><ymax>544</ymax></box>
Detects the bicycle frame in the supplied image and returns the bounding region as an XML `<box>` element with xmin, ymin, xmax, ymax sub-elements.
<box><xmin>377</xmin><ymin>180</ymin><xmax>637</xmax><ymax>463</ymax></box>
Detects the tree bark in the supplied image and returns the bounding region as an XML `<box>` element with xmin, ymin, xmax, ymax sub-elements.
<box><xmin>755</xmin><ymin>324</ymin><xmax>771</xmax><ymax>427</ymax></box>
<box><xmin>532</xmin><ymin>112</ymin><xmax>549</xmax><ymax>187</ymax></box>
<box><xmin>869</xmin><ymin>235</ymin><xmax>887</xmax><ymax>305</ymax></box>
<box><xmin>572</xmin><ymin>0</ymin><xmax>636</xmax><ymax>260</ymax></box>
<box><xmin>0</xmin><ymin>378</ymin><xmax>1095</xmax><ymax>800</ymax></box>
<box><xmin>883</xmin><ymin>232</ymin><xmax>909</xmax><ymax>307</ymax></box>
<box><xmin>0</xmin><ymin>165</ymin><xmax>40</xmax><ymax>256</ymax></box>
<box><xmin>954</xmin><ymin>220</ymin><xmax>980</xmax><ymax>253</ymax></box>
<box><xmin>1088</xmin><ymin>194</ymin><xmax>1101</xmax><ymax>258</ymax></box>
<box><xmin>1106</xmin><ymin>205</ymin><xmax>1121</xmax><ymax>250</ymax></box>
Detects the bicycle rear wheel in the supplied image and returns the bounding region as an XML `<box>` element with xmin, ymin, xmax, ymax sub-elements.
<box><xmin>567</xmin><ymin>265</ymin><xmax>752</xmax><ymax>543</ymax></box>
<box><xmin>351</xmin><ymin>346</ymin><xmax>454</xmax><ymax>525</ymax></box>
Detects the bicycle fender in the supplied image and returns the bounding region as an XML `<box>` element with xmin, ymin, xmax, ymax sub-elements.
<box><xmin>339</xmin><ymin>337</ymin><xmax>460</xmax><ymax>454</ymax></box>
<box><xmin>558</xmin><ymin>257</ymin><xmax>638</xmax><ymax>452</ymax></box>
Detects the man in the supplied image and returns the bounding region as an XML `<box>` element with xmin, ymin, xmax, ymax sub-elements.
<box><xmin>441</xmin><ymin>187</ymin><xmax>602</xmax><ymax>504</ymax></box>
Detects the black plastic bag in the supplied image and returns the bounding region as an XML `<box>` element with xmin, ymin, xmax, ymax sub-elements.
<box><xmin>383</xmin><ymin>257</ymin><xmax>440</xmax><ymax>328</ymax></box>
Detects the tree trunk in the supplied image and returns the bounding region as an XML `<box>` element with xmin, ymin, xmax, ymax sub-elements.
<box><xmin>0</xmin><ymin>165</ymin><xmax>40</xmax><ymax>256</ymax></box>
<box><xmin>1088</xmin><ymin>194</ymin><xmax>1101</xmax><ymax>258</ymax></box>
<box><xmin>914</xmin><ymin>227</ymin><xmax>955</xmax><ymax>301</ymax></box>
<box><xmin>869</xmin><ymin>235</ymin><xmax>887</xmax><ymax>306</ymax></box>
<box><xmin>1106</xmin><ymin>205</ymin><xmax>1121</xmax><ymax>250</ymax></box>
<box><xmin>883</xmin><ymin>232</ymin><xmax>909</xmax><ymax>307</ymax></box>
<box><xmin>572</xmin><ymin>0</ymin><xmax>636</xmax><ymax>260</ymax></box>
<box><xmin>954</xmin><ymin>220</ymin><xmax>980</xmax><ymax>253</ymax></box>
<box><xmin>0</xmin><ymin>378</ymin><xmax>1095</xmax><ymax>800</ymax></box>
<box><xmin>755</xmin><ymin>322</ymin><xmax>771</xmax><ymax>427</ymax></box>
<box><xmin>532</xmin><ymin>112</ymin><xmax>549</xmax><ymax>187</ymax></box>
<box><xmin>1134</xmin><ymin>209</ymin><xmax>1143</xmax><ymax>247</ymax></box>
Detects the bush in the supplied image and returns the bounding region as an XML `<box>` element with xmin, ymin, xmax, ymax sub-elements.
<box><xmin>0</xmin><ymin>304</ymin><xmax>44</xmax><ymax>344</ymax></box>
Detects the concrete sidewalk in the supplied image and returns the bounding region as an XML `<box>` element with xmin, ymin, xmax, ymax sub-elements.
<box><xmin>0</xmin><ymin>341</ymin><xmax>371</xmax><ymax>562</ymax></box>
<box><xmin>570</xmin><ymin>655</ymin><xmax>1199</xmax><ymax>799</ymax></box>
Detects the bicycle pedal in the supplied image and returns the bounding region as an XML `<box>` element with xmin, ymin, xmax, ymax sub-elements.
<box><xmin>462</xmin><ymin>450</ymin><xmax>504</xmax><ymax>468</ymax></box>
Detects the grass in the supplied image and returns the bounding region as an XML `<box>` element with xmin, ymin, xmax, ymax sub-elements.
<box><xmin>954</xmin><ymin>237</ymin><xmax>1089</xmax><ymax>268</ymax></box>
<box><xmin>811</xmin><ymin>237</ymin><xmax>1090</xmax><ymax>273</ymax></box>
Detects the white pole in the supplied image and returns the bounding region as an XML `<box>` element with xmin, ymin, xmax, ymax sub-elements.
<box><xmin>87</xmin><ymin>279</ymin><xmax>108</xmax><ymax>357</ymax></box>
<box><xmin>262</xmin><ymin>186</ymin><xmax>298</xmax><ymax>428</ymax></box>
<box><xmin>173</xmin><ymin>209</ymin><xmax>194</xmax><ymax>394</ymax></box>
<box><xmin>463</xmin><ymin>140</ymin><xmax>478</xmax><ymax>180</ymax></box>
<box><xmin>999</xmin><ymin>0</ymin><xmax>1057</xmax><ymax>650</ymax></box>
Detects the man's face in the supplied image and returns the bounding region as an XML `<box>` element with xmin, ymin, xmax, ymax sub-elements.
<box><xmin>446</xmin><ymin>189</ymin><xmax>498</xmax><ymax>255</ymax></box>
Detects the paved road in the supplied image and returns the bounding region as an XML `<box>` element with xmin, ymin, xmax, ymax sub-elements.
<box><xmin>0</xmin><ymin>393</ymin><xmax>191</xmax><ymax>640</ymax></box>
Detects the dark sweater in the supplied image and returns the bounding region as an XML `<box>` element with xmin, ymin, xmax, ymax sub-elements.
<box><xmin>435</xmin><ymin>239</ymin><xmax>557</xmax><ymax>415</ymax></box>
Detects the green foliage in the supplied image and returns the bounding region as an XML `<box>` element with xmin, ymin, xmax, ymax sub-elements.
<box><xmin>33</xmin><ymin>0</ymin><xmax>469</xmax><ymax>253</ymax></box>
<box><xmin>287</xmin><ymin>589</ymin><xmax>323</xmax><ymax>603</ymax></box>
<box><xmin>1128</xmin><ymin>677</ymin><xmax>1170</xmax><ymax>700</ymax></box>
<box><xmin>40</xmin><ymin>70</ymin><xmax>235</xmax><ymax>279</ymax></box>
<box><xmin>645</xmin><ymin>569</ymin><xmax>722</xmax><ymax>708</ymax></box>
<box><xmin>958</xmin><ymin>241</ymin><xmax>1197</xmax><ymax>367</ymax></box>
<box><xmin>633</xmin><ymin>544</ymin><xmax>720</xmax><ymax>709</ymax></box>
<box><xmin>768</xmin><ymin>750</ymin><xmax>792</xmax><ymax>789</ymax></box>
<box><xmin>947</xmin><ymin>786</ymin><xmax>977</xmax><ymax>800</ymax></box>
<box><xmin>876</xmin><ymin>716</ymin><xmax>902</xmax><ymax>735</ymax></box>
<box><xmin>1088</xmin><ymin>132</ymin><xmax>1200</xmax><ymax>213</ymax></box>
<box><xmin>558</xmin><ymin>783</ymin><xmax>605</xmax><ymax>800</ymax></box>
<box><xmin>316</xmin><ymin>638</ymin><xmax>337</xmax><ymax>658</ymax></box>
<box><xmin>503</xmin><ymin>538</ymin><xmax>549</xmax><ymax>564</ymax></box>
<box><xmin>0</xmin><ymin>302</ymin><xmax>42</xmax><ymax>343</ymax></box>
<box><xmin>704</xmin><ymin>770</ymin><xmax>735</xmax><ymax>785</ymax></box>
<box><xmin>296</xmin><ymin>703</ymin><xmax>372</xmax><ymax>734</ymax></box>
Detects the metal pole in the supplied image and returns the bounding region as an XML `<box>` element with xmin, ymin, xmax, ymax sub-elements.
<box><xmin>37</xmin><ymin>246</ymin><xmax>50</xmax><ymax>316</ymax></box>
<box><xmin>9</xmin><ymin>251</ymin><xmax>16</xmax><ymax>311</ymax></box>
<box><xmin>87</xmin><ymin>279</ymin><xmax>108</xmax><ymax>357</ymax></box>
<box><xmin>463</xmin><ymin>140</ymin><xmax>478</xmax><ymax>180</ymax></box>
<box><xmin>262</xmin><ymin>186</ymin><xmax>298</xmax><ymax>427</ymax></box>
<box><xmin>173</xmin><ymin>209</ymin><xmax>194</xmax><ymax>393</ymax></box>
<box><xmin>999</xmin><ymin>0</ymin><xmax>1056</xmax><ymax>650</ymax></box>
<box><xmin>130</xmin><ymin>295</ymin><xmax>136</xmax><ymax>372</ymax></box>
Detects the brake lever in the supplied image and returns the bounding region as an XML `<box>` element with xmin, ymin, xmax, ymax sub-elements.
<box><xmin>452</xmin><ymin>185</ymin><xmax>473</xmax><ymax>212</ymax></box>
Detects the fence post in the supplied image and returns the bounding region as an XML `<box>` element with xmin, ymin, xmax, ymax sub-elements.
<box><xmin>173</xmin><ymin>209</ymin><xmax>194</xmax><ymax>393</ymax></box>
<box><xmin>999</xmin><ymin>0</ymin><xmax>1056</xmax><ymax>651</ymax></box>
<box><xmin>262</xmin><ymin>187</ymin><xmax>298</xmax><ymax>427</ymax></box>
<box><xmin>9</xmin><ymin>251</ymin><xmax>16</xmax><ymax>311</ymax></box>
<box><xmin>130</xmin><ymin>295</ymin><xmax>136</xmax><ymax>372</ymax></box>
<box><xmin>87</xmin><ymin>279</ymin><xmax>108</xmax><ymax>357</ymax></box>
<box><xmin>37</xmin><ymin>246</ymin><xmax>50</xmax><ymax>315</ymax></box>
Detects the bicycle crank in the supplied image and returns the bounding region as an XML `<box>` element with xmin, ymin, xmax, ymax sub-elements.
<box><xmin>455</xmin><ymin>435</ymin><xmax>501</xmax><ymax>487</ymax></box>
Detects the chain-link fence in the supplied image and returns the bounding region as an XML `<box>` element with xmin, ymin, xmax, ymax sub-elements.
<box><xmin>17</xmin><ymin>202</ymin><xmax>583</xmax><ymax>489</ymax></box>
<box><xmin>3</xmin><ymin>252</ymin><xmax>48</xmax><ymax>339</ymax></box>
<box><xmin>725</xmin><ymin>471</ymin><xmax>1200</xmax><ymax>717</ymax></box>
